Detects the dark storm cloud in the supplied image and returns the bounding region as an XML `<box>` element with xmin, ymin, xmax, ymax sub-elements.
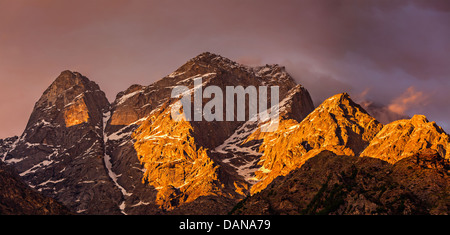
<box><xmin>0</xmin><ymin>0</ymin><xmax>449</xmax><ymax>137</ymax></box>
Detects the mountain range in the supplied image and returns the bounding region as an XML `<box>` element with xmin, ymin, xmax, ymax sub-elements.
<box><xmin>1</xmin><ymin>52</ymin><xmax>449</xmax><ymax>215</ymax></box>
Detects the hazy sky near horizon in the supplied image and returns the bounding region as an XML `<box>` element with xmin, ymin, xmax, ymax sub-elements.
<box><xmin>0</xmin><ymin>0</ymin><xmax>449</xmax><ymax>138</ymax></box>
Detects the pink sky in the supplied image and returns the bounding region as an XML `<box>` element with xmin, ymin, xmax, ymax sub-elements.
<box><xmin>0</xmin><ymin>0</ymin><xmax>449</xmax><ymax>138</ymax></box>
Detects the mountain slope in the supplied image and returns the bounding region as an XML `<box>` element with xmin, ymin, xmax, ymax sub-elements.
<box><xmin>247</xmin><ymin>93</ymin><xmax>383</xmax><ymax>194</ymax></box>
<box><xmin>0</xmin><ymin>160</ymin><xmax>70</xmax><ymax>215</ymax></box>
<box><xmin>100</xmin><ymin>52</ymin><xmax>315</xmax><ymax>213</ymax></box>
<box><xmin>233</xmin><ymin>150</ymin><xmax>450</xmax><ymax>215</ymax></box>
<box><xmin>361</xmin><ymin>115</ymin><xmax>450</xmax><ymax>164</ymax></box>
<box><xmin>214</xmin><ymin>84</ymin><xmax>314</xmax><ymax>181</ymax></box>
<box><xmin>359</xmin><ymin>101</ymin><xmax>409</xmax><ymax>125</ymax></box>
<box><xmin>2</xmin><ymin>71</ymin><xmax>123</xmax><ymax>214</ymax></box>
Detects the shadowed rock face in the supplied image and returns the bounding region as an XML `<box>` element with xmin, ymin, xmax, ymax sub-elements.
<box><xmin>2</xmin><ymin>52</ymin><xmax>449</xmax><ymax>215</ymax></box>
<box><xmin>247</xmin><ymin>93</ymin><xmax>383</xmax><ymax>194</ymax></box>
<box><xmin>361</xmin><ymin>115</ymin><xmax>450</xmax><ymax>164</ymax></box>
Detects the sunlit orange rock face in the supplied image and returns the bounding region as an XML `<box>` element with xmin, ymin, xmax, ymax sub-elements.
<box><xmin>132</xmin><ymin>101</ymin><xmax>237</xmax><ymax>210</ymax></box>
<box><xmin>64</xmin><ymin>97</ymin><xmax>89</xmax><ymax>127</ymax></box>
<box><xmin>361</xmin><ymin>115</ymin><xmax>450</xmax><ymax>164</ymax></box>
<box><xmin>233</xmin><ymin>93</ymin><xmax>450</xmax><ymax>214</ymax></box>
<box><xmin>247</xmin><ymin>93</ymin><xmax>383</xmax><ymax>194</ymax></box>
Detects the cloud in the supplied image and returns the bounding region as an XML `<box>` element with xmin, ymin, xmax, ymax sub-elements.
<box><xmin>387</xmin><ymin>86</ymin><xmax>430</xmax><ymax>115</ymax></box>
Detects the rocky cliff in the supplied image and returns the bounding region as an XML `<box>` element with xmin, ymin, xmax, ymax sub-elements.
<box><xmin>361</xmin><ymin>115</ymin><xmax>450</xmax><ymax>164</ymax></box>
<box><xmin>0</xmin><ymin>52</ymin><xmax>315</xmax><ymax>214</ymax></box>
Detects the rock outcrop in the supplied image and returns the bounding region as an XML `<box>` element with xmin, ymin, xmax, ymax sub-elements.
<box><xmin>2</xmin><ymin>71</ymin><xmax>123</xmax><ymax>214</ymax></box>
<box><xmin>361</xmin><ymin>115</ymin><xmax>450</xmax><ymax>164</ymax></box>
<box><xmin>2</xmin><ymin>52</ymin><xmax>448</xmax><ymax>215</ymax></box>
<box><xmin>100</xmin><ymin>52</ymin><xmax>315</xmax><ymax>213</ymax></box>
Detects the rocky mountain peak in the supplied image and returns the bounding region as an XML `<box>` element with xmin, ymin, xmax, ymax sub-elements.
<box><xmin>166</xmin><ymin>52</ymin><xmax>296</xmax><ymax>89</ymax></box>
<box><xmin>0</xmin><ymin>161</ymin><xmax>71</xmax><ymax>214</ymax></box>
<box><xmin>165</xmin><ymin>52</ymin><xmax>249</xmax><ymax>81</ymax></box>
<box><xmin>114</xmin><ymin>84</ymin><xmax>144</xmax><ymax>102</ymax></box>
<box><xmin>303</xmin><ymin>93</ymin><xmax>382</xmax><ymax>144</ymax></box>
<box><xmin>2</xmin><ymin>53</ymin><xmax>450</xmax><ymax>215</ymax></box>
<box><xmin>103</xmin><ymin>53</ymin><xmax>313</xmax><ymax>212</ymax></box>
<box><xmin>190</xmin><ymin>51</ymin><xmax>224</xmax><ymax>62</ymax></box>
<box><xmin>410</xmin><ymin>114</ymin><xmax>429</xmax><ymax>125</ymax></box>
<box><xmin>27</xmin><ymin>70</ymin><xmax>109</xmax><ymax>131</ymax></box>
<box><xmin>319</xmin><ymin>93</ymin><xmax>355</xmax><ymax>110</ymax></box>
<box><xmin>107</xmin><ymin>52</ymin><xmax>247</xmax><ymax>128</ymax></box>
<box><xmin>132</xmin><ymin>101</ymin><xmax>230</xmax><ymax>210</ymax></box>
<box><xmin>361</xmin><ymin>114</ymin><xmax>450</xmax><ymax>164</ymax></box>
<box><xmin>56</xmin><ymin>70</ymin><xmax>86</xmax><ymax>82</ymax></box>
<box><xmin>52</xmin><ymin>70</ymin><xmax>86</xmax><ymax>88</ymax></box>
